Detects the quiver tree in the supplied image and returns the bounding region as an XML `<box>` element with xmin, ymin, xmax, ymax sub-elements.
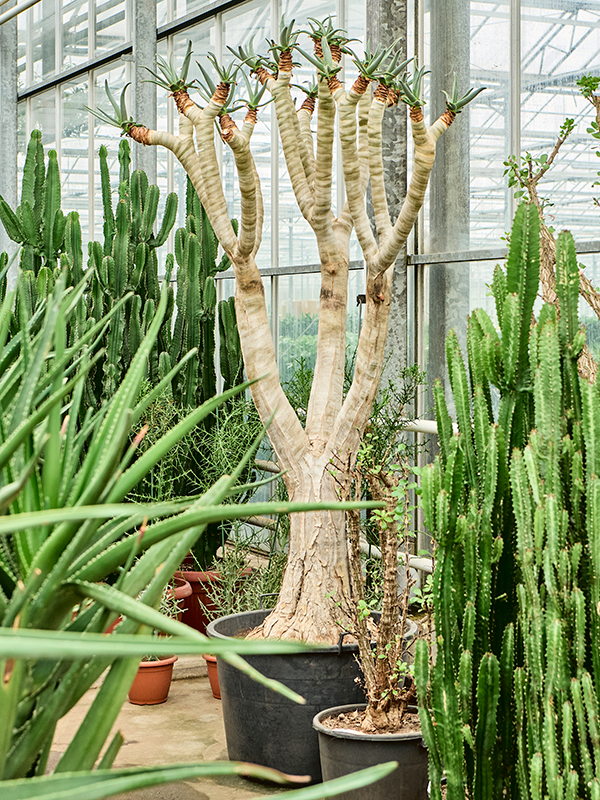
<box><xmin>92</xmin><ymin>19</ymin><xmax>483</xmax><ymax>643</ymax></box>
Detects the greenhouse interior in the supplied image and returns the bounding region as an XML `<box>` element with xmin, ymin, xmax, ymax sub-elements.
<box><xmin>1</xmin><ymin>1</ymin><xmax>600</xmax><ymax>799</ymax></box>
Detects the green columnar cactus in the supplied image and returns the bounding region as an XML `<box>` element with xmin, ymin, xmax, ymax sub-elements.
<box><xmin>219</xmin><ymin>296</ymin><xmax>244</xmax><ymax>393</ymax></box>
<box><xmin>169</xmin><ymin>177</ymin><xmax>244</xmax><ymax>409</ymax></box>
<box><xmin>0</xmin><ymin>130</ymin><xmax>77</xmax><ymax>277</ymax></box>
<box><xmin>417</xmin><ymin>203</ymin><xmax>600</xmax><ymax>800</ymax></box>
<box><xmin>95</xmin><ymin>139</ymin><xmax>177</xmax><ymax>401</ymax></box>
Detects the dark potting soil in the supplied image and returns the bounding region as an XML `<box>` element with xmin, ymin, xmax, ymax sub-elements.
<box><xmin>320</xmin><ymin>707</ymin><xmax>422</xmax><ymax>735</ymax></box>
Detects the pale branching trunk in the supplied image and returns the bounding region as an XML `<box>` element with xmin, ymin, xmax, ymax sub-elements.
<box><xmin>127</xmin><ymin>52</ymin><xmax>453</xmax><ymax>642</ymax></box>
<box><xmin>259</xmin><ymin>456</ymin><xmax>352</xmax><ymax>643</ymax></box>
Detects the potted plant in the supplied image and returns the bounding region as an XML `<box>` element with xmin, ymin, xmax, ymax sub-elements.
<box><xmin>92</xmin><ymin>18</ymin><xmax>483</xmax><ymax>650</ymax></box>
<box><xmin>201</xmin><ymin>532</ymin><xmax>288</xmax><ymax>698</ymax></box>
<box><xmin>128</xmin><ymin>579</ymin><xmax>191</xmax><ymax>705</ymax></box>
<box><xmin>208</xmin><ymin>372</ymin><xmax>424</xmax><ymax>782</ymax></box>
<box><xmin>175</xmin><ymin>399</ymin><xmax>263</xmax><ymax>633</ymax></box>
<box><xmin>312</xmin><ymin>387</ymin><xmax>428</xmax><ymax>800</ymax></box>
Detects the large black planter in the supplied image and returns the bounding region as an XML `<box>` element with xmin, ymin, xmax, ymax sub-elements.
<box><xmin>206</xmin><ymin>609</ymin><xmax>417</xmax><ymax>783</ymax></box>
<box><xmin>313</xmin><ymin>703</ymin><xmax>428</xmax><ymax>800</ymax></box>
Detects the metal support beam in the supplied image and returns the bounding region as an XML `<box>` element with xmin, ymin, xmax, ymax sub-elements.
<box><xmin>131</xmin><ymin>0</ymin><xmax>157</xmax><ymax>183</ymax></box>
<box><xmin>367</xmin><ymin>0</ymin><xmax>409</xmax><ymax>383</ymax></box>
<box><xmin>0</xmin><ymin>5</ymin><xmax>18</xmax><ymax>282</ymax></box>
<box><xmin>428</xmin><ymin>0</ymin><xmax>471</xmax><ymax>401</ymax></box>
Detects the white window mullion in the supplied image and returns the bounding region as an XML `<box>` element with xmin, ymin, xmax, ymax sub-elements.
<box><xmin>270</xmin><ymin>0</ymin><xmax>279</xmax><ymax>356</ymax></box>
<box><xmin>55</xmin><ymin>84</ymin><xmax>61</xmax><ymax>160</ymax></box>
<box><xmin>508</xmin><ymin>0</ymin><xmax>521</xmax><ymax>226</ymax></box>
<box><xmin>55</xmin><ymin>0</ymin><xmax>61</xmax><ymax>74</ymax></box>
<box><xmin>88</xmin><ymin>69</ymin><xmax>95</xmax><ymax>243</ymax></box>
<box><xmin>26</xmin><ymin>7</ymin><xmax>33</xmax><ymax>87</ymax></box>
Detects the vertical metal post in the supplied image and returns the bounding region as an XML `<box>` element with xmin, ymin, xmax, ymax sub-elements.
<box><xmin>508</xmin><ymin>0</ymin><xmax>521</xmax><ymax>226</ymax></box>
<box><xmin>427</xmin><ymin>0</ymin><xmax>471</xmax><ymax>399</ymax></box>
<box><xmin>131</xmin><ymin>0</ymin><xmax>157</xmax><ymax>182</ymax></box>
<box><xmin>270</xmin><ymin>0</ymin><xmax>280</xmax><ymax>361</ymax></box>
<box><xmin>367</xmin><ymin>0</ymin><xmax>409</xmax><ymax>385</ymax></box>
<box><xmin>0</xmin><ymin>3</ymin><xmax>19</xmax><ymax>280</ymax></box>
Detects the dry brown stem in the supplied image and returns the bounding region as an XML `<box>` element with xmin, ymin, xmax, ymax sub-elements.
<box><xmin>172</xmin><ymin>89</ymin><xmax>195</xmax><ymax>115</ymax></box>
<box><xmin>440</xmin><ymin>109</ymin><xmax>456</xmax><ymax>127</ymax></box>
<box><xmin>128</xmin><ymin>126</ymin><xmax>152</xmax><ymax>146</ymax></box>
<box><xmin>351</xmin><ymin>75</ymin><xmax>371</xmax><ymax>96</ymax></box>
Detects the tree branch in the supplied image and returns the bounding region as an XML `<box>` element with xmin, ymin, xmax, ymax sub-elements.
<box><xmin>375</xmin><ymin>111</ymin><xmax>450</xmax><ymax>275</ymax></box>
<box><xmin>368</xmin><ymin>90</ymin><xmax>392</xmax><ymax>240</ymax></box>
<box><xmin>335</xmin><ymin>85</ymin><xmax>378</xmax><ymax>261</ymax></box>
<box><xmin>182</xmin><ymin>93</ymin><xmax>238</xmax><ymax>256</ymax></box>
<box><xmin>226</xmin><ymin>120</ymin><xmax>262</xmax><ymax>259</ymax></box>
<box><xmin>298</xmin><ymin>98</ymin><xmax>316</xmax><ymax>192</ymax></box>
<box><xmin>271</xmin><ymin>72</ymin><xmax>315</xmax><ymax>222</ymax></box>
<box><xmin>313</xmin><ymin>79</ymin><xmax>336</xmax><ymax>235</ymax></box>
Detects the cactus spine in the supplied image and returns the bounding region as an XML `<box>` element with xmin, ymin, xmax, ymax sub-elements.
<box><xmin>418</xmin><ymin>202</ymin><xmax>600</xmax><ymax>800</ymax></box>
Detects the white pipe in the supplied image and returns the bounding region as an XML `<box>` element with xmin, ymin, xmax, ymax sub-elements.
<box><xmin>0</xmin><ymin>0</ymin><xmax>42</xmax><ymax>26</ymax></box>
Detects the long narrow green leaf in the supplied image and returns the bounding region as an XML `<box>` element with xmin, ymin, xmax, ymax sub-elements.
<box><xmin>0</xmin><ymin>627</ymin><xmax>313</xmax><ymax>657</ymax></box>
<box><xmin>70</xmin><ymin>498</ymin><xmax>384</xmax><ymax>581</ymax></box>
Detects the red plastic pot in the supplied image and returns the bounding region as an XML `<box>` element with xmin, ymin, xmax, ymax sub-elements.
<box><xmin>203</xmin><ymin>654</ymin><xmax>221</xmax><ymax>699</ymax></box>
<box><xmin>175</xmin><ymin>567</ymin><xmax>251</xmax><ymax>634</ymax></box>
<box><xmin>171</xmin><ymin>576</ymin><xmax>192</xmax><ymax>622</ymax></box>
<box><xmin>174</xmin><ymin>569</ymin><xmax>221</xmax><ymax>634</ymax></box>
<box><xmin>128</xmin><ymin>656</ymin><xmax>178</xmax><ymax>705</ymax></box>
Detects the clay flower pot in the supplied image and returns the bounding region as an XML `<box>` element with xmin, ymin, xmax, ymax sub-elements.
<box><xmin>128</xmin><ymin>656</ymin><xmax>178</xmax><ymax>705</ymax></box>
<box><xmin>175</xmin><ymin>567</ymin><xmax>251</xmax><ymax>634</ymax></box>
<box><xmin>203</xmin><ymin>654</ymin><xmax>221</xmax><ymax>699</ymax></box>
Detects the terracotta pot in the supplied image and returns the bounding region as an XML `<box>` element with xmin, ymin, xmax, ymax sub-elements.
<box><xmin>171</xmin><ymin>576</ymin><xmax>192</xmax><ymax>622</ymax></box>
<box><xmin>175</xmin><ymin>567</ymin><xmax>251</xmax><ymax>635</ymax></box>
<box><xmin>128</xmin><ymin>656</ymin><xmax>178</xmax><ymax>705</ymax></box>
<box><xmin>203</xmin><ymin>654</ymin><xmax>221</xmax><ymax>699</ymax></box>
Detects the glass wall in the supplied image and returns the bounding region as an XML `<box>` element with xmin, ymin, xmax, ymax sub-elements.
<box><xmin>418</xmin><ymin>0</ymin><xmax>600</xmax><ymax>387</ymax></box>
<box><xmin>14</xmin><ymin>0</ymin><xmax>600</xmax><ymax>385</ymax></box>
<box><xmin>18</xmin><ymin>0</ymin><xmax>129</xmax><ymax>91</ymax></box>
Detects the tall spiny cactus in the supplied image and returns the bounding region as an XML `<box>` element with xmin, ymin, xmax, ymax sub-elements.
<box><xmin>0</xmin><ymin>130</ymin><xmax>82</xmax><ymax>281</ymax></box>
<box><xmin>170</xmin><ymin>177</ymin><xmax>244</xmax><ymax>409</ymax></box>
<box><xmin>417</xmin><ymin>203</ymin><xmax>600</xmax><ymax>800</ymax></box>
<box><xmin>94</xmin><ymin>139</ymin><xmax>178</xmax><ymax>400</ymax></box>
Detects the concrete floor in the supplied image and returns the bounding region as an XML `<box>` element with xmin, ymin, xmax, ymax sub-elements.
<box><xmin>51</xmin><ymin>657</ymin><xmax>284</xmax><ymax>800</ymax></box>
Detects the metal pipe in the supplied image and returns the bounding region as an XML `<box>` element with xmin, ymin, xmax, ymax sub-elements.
<box><xmin>0</xmin><ymin>0</ymin><xmax>42</xmax><ymax>27</ymax></box>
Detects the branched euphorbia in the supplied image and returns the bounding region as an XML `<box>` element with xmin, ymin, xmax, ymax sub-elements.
<box><xmin>93</xmin><ymin>20</ymin><xmax>483</xmax><ymax>643</ymax></box>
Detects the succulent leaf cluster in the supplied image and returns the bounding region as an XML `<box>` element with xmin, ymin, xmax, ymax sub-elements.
<box><xmin>144</xmin><ymin>40</ymin><xmax>195</xmax><ymax>92</ymax></box>
<box><xmin>85</xmin><ymin>82</ymin><xmax>141</xmax><ymax>134</ymax></box>
<box><xmin>441</xmin><ymin>73</ymin><xmax>486</xmax><ymax>114</ymax></box>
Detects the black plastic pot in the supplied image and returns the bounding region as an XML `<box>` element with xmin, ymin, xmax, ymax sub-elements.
<box><xmin>313</xmin><ymin>703</ymin><xmax>428</xmax><ymax>800</ymax></box>
<box><xmin>206</xmin><ymin>609</ymin><xmax>417</xmax><ymax>783</ymax></box>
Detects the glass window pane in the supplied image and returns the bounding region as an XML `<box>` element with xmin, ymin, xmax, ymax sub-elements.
<box><xmin>95</xmin><ymin>0</ymin><xmax>128</xmax><ymax>56</ymax></box>
<box><xmin>278</xmin><ymin>270</ymin><xmax>362</xmax><ymax>383</ymax></box>
<box><xmin>157</xmin><ymin>0</ymin><xmax>169</xmax><ymax>27</ymax></box>
<box><xmin>30</xmin><ymin>89</ymin><xmax>57</xmax><ymax>151</ymax></box>
<box><xmin>470</xmin><ymin>1</ymin><xmax>511</xmax><ymax>246</ymax></box>
<box><xmin>173</xmin><ymin>0</ymin><xmax>213</xmax><ymax>21</ymax></box>
<box><xmin>62</xmin><ymin>0</ymin><xmax>89</xmax><ymax>70</ymax></box>
<box><xmin>32</xmin><ymin>0</ymin><xmax>57</xmax><ymax>83</ymax></box>
<box><xmin>93</xmin><ymin>60</ymin><xmax>130</xmax><ymax>241</ymax></box>
<box><xmin>520</xmin><ymin>2</ymin><xmax>600</xmax><ymax>241</ymax></box>
<box><xmin>17</xmin><ymin>8</ymin><xmax>27</xmax><ymax>90</ymax></box>
<box><xmin>61</xmin><ymin>79</ymin><xmax>90</xmax><ymax>249</ymax></box>
<box><xmin>17</xmin><ymin>102</ymin><xmax>27</xmax><ymax>175</ymax></box>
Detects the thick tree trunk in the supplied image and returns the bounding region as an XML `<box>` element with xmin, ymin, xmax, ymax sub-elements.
<box><xmin>249</xmin><ymin>452</ymin><xmax>354</xmax><ymax>644</ymax></box>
